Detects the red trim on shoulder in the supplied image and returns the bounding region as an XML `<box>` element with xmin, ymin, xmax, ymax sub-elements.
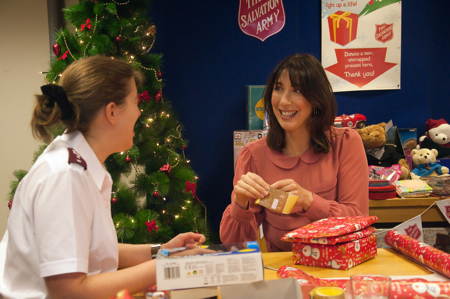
<box><xmin>68</xmin><ymin>147</ymin><xmax>87</xmax><ymax>170</ymax></box>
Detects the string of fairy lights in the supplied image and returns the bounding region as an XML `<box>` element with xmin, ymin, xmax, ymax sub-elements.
<box><xmin>42</xmin><ymin>0</ymin><xmax>204</xmax><ymax>227</ymax></box>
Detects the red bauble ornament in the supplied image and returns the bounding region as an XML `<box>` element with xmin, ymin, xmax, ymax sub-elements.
<box><xmin>115</xmin><ymin>35</ymin><xmax>122</xmax><ymax>42</ymax></box>
<box><xmin>154</xmin><ymin>91</ymin><xmax>162</xmax><ymax>102</ymax></box>
<box><xmin>125</xmin><ymin>154</ymin><xmax>131</xmax><ymax>162</ymax></box>
<box><xmin>160</xmin><ymin>163</ymin><xmax>171</xmax><ymax>172</ymax></box>
<box><xmin>52</xmin><ymin>43</ymin><xmax>61</xmax><ymax>56</ymax></box>
<box><xmin>111</xmin><ymin>196</ymin><xmax>118</xmax><ymax>203</ymax></box>
<box><xmin>7</xmin><ymin>200</ymin><xmax>13</xmax><ymax>210</ymax></box>
<box><xmin>156</xmin><ymin>71</ymin><xmax>162</xmax><ymax>79</ymax></box>
<box><xmin>152</xmin><ymin>191</ymin><xmax>160</xmax><ymax>197</ymax></box>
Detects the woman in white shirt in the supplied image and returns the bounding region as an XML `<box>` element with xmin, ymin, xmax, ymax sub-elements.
<box><xmin>0</xmin><ymin>55</ymin><xmax>208</xmax><ymax>298</ymax></box>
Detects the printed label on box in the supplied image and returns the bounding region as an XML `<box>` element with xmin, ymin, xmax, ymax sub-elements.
<box><xmin>156</xmin><ymin>241</ymin><xmax>264</xmax><ymax>290</ymax></box>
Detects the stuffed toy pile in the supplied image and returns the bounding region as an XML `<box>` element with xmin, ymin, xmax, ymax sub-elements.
<box><xmin>356</xmin><ymin>122</ymin><xmax>410</xmax><ymax>179</ymax></box>
<box><xmin>419</xmin><ymin>118</ymin><xmax>450</xmax><ymax>158</ymax></box>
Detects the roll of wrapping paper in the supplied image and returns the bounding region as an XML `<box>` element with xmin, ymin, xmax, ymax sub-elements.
<box><xmin>385</xmin><ymin>230</ymin><xmax>450</xmax><ymax>278</ymax></box>
<box><xmin>277</xmin><ymin>266</ymin><xmax>450</xmax><ymax>298</ymax></box>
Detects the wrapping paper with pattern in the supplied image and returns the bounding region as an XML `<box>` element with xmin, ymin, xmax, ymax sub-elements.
<box><xmin>385</xmin><ymin>230</ymin><xmax>450</xmax><ymax>278</ymax></box>
<box><xmin>283</xmin><ymin>226</ymin><xmax>375</xmax><ymax>244</ymax></box>
<box><xmin>292</xmin><ymin>234</ymin><xmax>377</xmax><ymax>270</ymax></box>
<box><xmin>283</xmin><ymin>216</ymin><xmax>378</xmax><ymax>240</ymax></box>
<box><xmin>278</xmin><ymin>266</ymin><xmax>450</xmax><ymax>298</ymax></box>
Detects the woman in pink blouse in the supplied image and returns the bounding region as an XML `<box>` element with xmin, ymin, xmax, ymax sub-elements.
<box><xmin>220</xmin><ymin>54</ymin><xmax>369</xmax><ymax>252</ymax></box>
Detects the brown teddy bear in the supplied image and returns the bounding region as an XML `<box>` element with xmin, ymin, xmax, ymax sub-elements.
<box><xmin>357</xmin><ymin>123</ymin><xmax>410</xmax><ymax>179</ymax></box>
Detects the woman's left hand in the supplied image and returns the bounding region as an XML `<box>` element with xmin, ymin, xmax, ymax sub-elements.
<box><xmin>162</xmin><ymin>232</ymin><xmax>206</xmax><ymax>250</ymax></box>
<box><xmin>271</xmin><ymin>179</ymin><xmax>313</xmax><ymax>213</ymax></box>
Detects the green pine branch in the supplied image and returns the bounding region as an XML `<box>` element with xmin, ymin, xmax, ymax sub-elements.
<box><xmin>8</xmin><ymin>0</ymin><xmax>209</xmax><ymax>244</ymax></box>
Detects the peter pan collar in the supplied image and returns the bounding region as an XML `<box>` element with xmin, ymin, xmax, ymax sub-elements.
<box><xmin>265</xmin><ymin>143</ymin><xmax>322</xmax><ymax>170</ymax></box>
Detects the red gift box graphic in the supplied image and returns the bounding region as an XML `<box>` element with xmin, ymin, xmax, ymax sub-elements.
<box><xmin>327</xmin><ymin>11</ymin><xmax>359</xmax><ymax>46</ymax></box>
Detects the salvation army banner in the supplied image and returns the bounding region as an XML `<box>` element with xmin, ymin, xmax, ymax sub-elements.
<box><xmin>393</xmin><ymin>215</ymin><xmax>424</xmax><ymax>242</ymax></box>
<box><xmin>238</xmin><ymin>0</ymin><xmax>285</xmax><ymax>41</ymax></box>
<box><xmin>436</xmin><ymin>198</ymin><xmax>450</xmax><ymax>224</ymax></box>
<box><xmin>321</xmin><ymin>0</ymin><xmax>402</xmax><ymax>91</ymax></box>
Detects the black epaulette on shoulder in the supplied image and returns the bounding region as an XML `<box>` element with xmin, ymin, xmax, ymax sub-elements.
<box><xmin>68</xmin><ymin>147</ymin><xmax>87</xmax><ymax>170</ymax></box>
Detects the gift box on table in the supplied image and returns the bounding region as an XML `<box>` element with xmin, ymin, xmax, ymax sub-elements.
<box><xmin>282</xmin><ymin>216</ymin><xmax>378</xmax><ymax>270</ymax></box>
<box><xmin>327</xmin><ymin>11</ymin><xmax>359</xmax><ymax>46</ymax></box>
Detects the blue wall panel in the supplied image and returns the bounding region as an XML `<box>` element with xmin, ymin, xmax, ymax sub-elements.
<box><xmin>151</xmin><ymin>1</ymin><xmax>449</xmax><ymax>240</ymax></box>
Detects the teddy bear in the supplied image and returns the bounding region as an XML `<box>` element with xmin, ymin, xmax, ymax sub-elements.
<box><xmin>357</xmin><ymin>122</ymin><xmax>410</xmax><ymax>179</ymax></box>
<box><xmin>410</xmin><ymin>147</ymin><xmax>449</xmax><ymax>178</ymax></box>
<box><xmin>419</xmin><ymin>118</ymin><xmax>450</xmax><ymax>158</ymax></box>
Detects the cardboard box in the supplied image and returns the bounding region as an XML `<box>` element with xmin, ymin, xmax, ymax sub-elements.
<box><xmin>246</xmin><ymin>85</ymin><xmax>266</xmax><ymax>130</ymax></box>
<box><xmin>327</xmin><ymin>11</ymin><xmax>359</xmax><ymax>46</ymax></box>
<box><xmin>397</xmin><ymin>128</ymin><xmax>417</xmax><ymax>169</ymax></box>
<box><xmin>233</xmin><ymin>130</ymin><xmax>267</xmax><ymax>166</ymax></box>
<box><xmin>292</xmin><ymin>234</ymin><xmax>377</xmax><ymax>270</ymax></box>
<box><xmin>155</xmin><ymin>241</ymin><xmax>264</xmax><ymax>291</ymax></box>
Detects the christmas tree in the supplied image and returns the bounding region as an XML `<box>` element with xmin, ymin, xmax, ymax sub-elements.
<box><xmin>8</xmin><ymin>0</ymin><xmax>209</xmax><ymax>244</ymax></box>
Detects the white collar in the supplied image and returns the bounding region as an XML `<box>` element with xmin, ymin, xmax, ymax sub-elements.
<box><xmin>55</xmin><ymin>131</ymin><xmax>111</xmax><ymax>191</ymax></box>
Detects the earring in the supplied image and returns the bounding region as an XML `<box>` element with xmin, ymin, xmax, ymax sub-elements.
<box><xmin>313</xmin><ymin>108</ymin><xmax>320</xmax><ymax>116</ymax></box>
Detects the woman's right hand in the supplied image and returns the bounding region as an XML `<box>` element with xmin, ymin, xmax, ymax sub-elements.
<box><xmin>233</xmin><ymin>172</ymin><xmax>270</xmax><ymax>209</ymax></box>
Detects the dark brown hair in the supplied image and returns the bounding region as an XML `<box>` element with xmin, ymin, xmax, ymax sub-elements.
<box><xmin>263</xmin><ymin>53</ymin><xmax>337</xmax><ymax>153</ymax></box>
<box><xmin>31</xmin><ymin>55</ymin><xmax>143</xmax><ymax>143</ymax></box>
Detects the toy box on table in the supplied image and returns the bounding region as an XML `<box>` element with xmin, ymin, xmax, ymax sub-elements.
<box><xmin>282</xmin><ymin>216</ymin><xmax>378</xmax><ymax>270</ymax></box>
<box><xmin>155</xmin><ymin>241</ymin><xmax>263</xmax><ymax>290</ymax></box>
<box><xmin>233</xmin><ymin>130</ymin><xmax>267</xmax><ymax>165</ymax></box>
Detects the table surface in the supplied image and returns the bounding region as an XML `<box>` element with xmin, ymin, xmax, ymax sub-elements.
<box><xmin>262</xmin><ymin>248</ymin><xmax>433</xmax><ymax>280</ymax></box>
<box><xmin>369</xmin><ymin>196</ymin><xmax>447</xmax><ymax>223</ymax></box>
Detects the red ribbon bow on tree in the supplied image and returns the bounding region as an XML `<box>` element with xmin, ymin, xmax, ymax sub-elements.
<box><xmin>139</xmin><ymin>90</ymin><xmax>151</xmax><ymax>103</ymax></box>
<box><xmin>80</xmin><ymin>18</ymin><xmax>92</xmax><ymax>31</ymax></box>
<box><xmin>160</xmin><ymin>164</ymin><xmax>171</xmax><ymax>172</ymax></box>
<box><xmin>145</xmin><ymin>220</ymin><xmax>159</xmax><ymax>232</ymax></box>
<box><xmin>58</xmin><ymin>50</ymin><xmax>69</xmax><ymax>61</ymax></box>
<box><xmin>185</xmin><ymin>181</ymin><xmax>201</xmax><ymax>203</ymax></box>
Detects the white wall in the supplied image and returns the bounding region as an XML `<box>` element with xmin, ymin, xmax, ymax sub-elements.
<box><xmin>0</xmin><ymin>1</ymin><xmax>49</xmax><ymax>237</ymax></box>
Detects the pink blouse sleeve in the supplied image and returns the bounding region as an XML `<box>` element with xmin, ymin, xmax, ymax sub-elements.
<box><xmin>220</xmin><ymin>147</ymin><xmax>263</xmax><ymax>244</ymax></box>
<box><xmin>305</xmin><ymin>129</ymin><xmax>369</xmax><ymax>220</ymax></box>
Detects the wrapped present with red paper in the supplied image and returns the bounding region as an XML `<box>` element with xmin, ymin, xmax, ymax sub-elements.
<box><xmin>278</xmin><ymin>266</ymin><xmax>450</xmax><ymax>299</ymax></box>
<box><xmin>282</xmin><ymin>216</ymin><xmax>378</xmax><ymax>270</ymax></box>
<box><xmin>385</xmin><ymin>230</ymin><xmax>450</xmax><ymax>278</ymax></box>
<box><xmin>327</xmin><ymin>10</ymin><xmax>359</xmax><ymax>46</ymax></box>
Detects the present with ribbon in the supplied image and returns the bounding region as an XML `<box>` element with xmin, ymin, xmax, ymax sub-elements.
<box><xmin>282</xmin><ymin>216</ymin><xmax>378</xmax><ymax>270</ymax></box>
<box><xmin>327</xmin><ymin>11</ymin><xmax>359</xmax><ymax>46</ymax></box>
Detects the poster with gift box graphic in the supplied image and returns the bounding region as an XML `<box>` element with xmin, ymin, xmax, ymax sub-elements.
<box><xmin>321</xmin><ymin>0</ymin><xmax>401</xmax><ymax>92</ymax></box>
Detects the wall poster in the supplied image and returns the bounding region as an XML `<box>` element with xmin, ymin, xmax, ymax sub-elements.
<box><xmin>321</xmin><ymin>0</ymin><xmax>401</xmax><ymax>92</ymax></box>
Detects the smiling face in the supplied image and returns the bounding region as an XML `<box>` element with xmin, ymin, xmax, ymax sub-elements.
<box><xmin>271</xmin><ymin>69</ymin><xmax>312</xmax><ymax>135</ymax></box>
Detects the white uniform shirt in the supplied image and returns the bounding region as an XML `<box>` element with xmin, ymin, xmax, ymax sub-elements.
<box><xmin>0</xmin><ymin>131</ymin><xmax>118</xmax><ymax>299</ymax></box>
